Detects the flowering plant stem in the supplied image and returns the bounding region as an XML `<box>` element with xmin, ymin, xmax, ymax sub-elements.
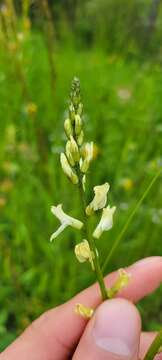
<box><xmin>76</xmin><ymin>166</ymin><xmax>108</xmax><ymax>301</ymax></box>
<box><xmin>144</xmin><ymin>329</ymin><xmax>162</xmax><ymax>360</ymax></box>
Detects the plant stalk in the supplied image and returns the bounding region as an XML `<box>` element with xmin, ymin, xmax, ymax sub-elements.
<box><xmin>76</xmin><ymin>167</ymin><xmax>108</xmax><ymax>301</ymax></box>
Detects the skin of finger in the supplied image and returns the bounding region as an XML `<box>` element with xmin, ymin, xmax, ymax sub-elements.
<box><xmin>140</xmin><ymin>332</ymin><xmax>158</xmax><ymax>359</ymax></box>
<box><xmin>1</xmin><ymin>257</ymin><xmax>162</xmax><ymax>360</ymax></box>
<box><xmin>73</xmin><ymin>299</ymin><xmax>141</xmax><ymax>360</ymax></box>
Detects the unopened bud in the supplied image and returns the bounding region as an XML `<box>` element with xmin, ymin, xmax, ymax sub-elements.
<box><xmin>64</xmin><ymin>118</ymin><xmax>73</xmax><ymax>138</ymax></box>
<box><xmin>60</xmin><ymin>153</ymin><xmax>79</xmax><ymax>184</ymax></box>
<box><xmin>77</xmin><ymin>130</ymin><xmax>84</xmax><ymax>146</ymax></box>
<box><xmin>75</xmin><ymin>114</ymin><xmax>82</xmax><ymax>135</ymax></box>
<box><xmin>66</xmin><ymin>141</ymin><xmax>75</xmax><ymax>166</ymax></box>
<box><xmin>69</xmin><ymin>103</ymin><xmax>75</xmax><ymax>123</ymax></box>
<box><xmin>77</xmin><ymin>103</ymin><xmax>83</xmax><ymax>116</ymax></box>
<box><xmin>80</xmin><ymin>158</ymin><xmax>90</xmax><ymax>173</ymax></box>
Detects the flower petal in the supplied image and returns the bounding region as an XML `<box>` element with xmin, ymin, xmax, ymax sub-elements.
<box><xmin>93</xmin><ymin>205</ymin><xmax>116</xmax><ymax>239</ymax></box>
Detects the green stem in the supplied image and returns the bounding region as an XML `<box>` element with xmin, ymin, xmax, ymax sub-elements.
<box><xmin>76</xmin><ymin>167</ymin><xmax>108</xmax><ymax>301</ymax></box>
<box><xmin>102</xmin><ymin>169</ymin><xmax>162</xmax><ymax>273</ymax></box>
<box><xmin>144</xmin><ymin>329</ymin><xmax>162</xmax><ymax>360</ymax></box>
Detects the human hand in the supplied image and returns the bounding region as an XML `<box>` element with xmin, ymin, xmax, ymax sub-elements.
<box><xmin>1</xmin><ymin>257</ymin><xmax>162</xmax><ymax>360</ymax></box>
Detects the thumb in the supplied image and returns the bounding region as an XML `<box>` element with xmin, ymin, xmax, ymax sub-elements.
<box><xmin>73</xmin><ymin>298</ymin><xmax>141</xmax><ymax>360</ymax></box>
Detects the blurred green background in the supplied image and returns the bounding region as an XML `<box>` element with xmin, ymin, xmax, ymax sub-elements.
<box><xmin>0</xmin><ymin>0</ymin><xmax>162</xmax><ymax>351</ymax></box>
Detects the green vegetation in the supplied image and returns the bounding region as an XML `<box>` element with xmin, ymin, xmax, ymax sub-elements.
<box><xmin>0</xmin><ymin>0</ymin><xmax>162</xmax><ymax>351</ymax></box>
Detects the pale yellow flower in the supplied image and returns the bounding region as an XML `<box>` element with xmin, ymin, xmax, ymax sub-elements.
<box><xmin>86</xmin><ymin>183</ymin><xmax>110</xmax><ymax>216</ymax></box>
<box><xmin>75</xmin><ymin>303</ymin><xmax>94</xmax><ymax>319</ymax></box>
<box><xmin>75</xmin><ymin>239</ymin><xmax>94</xmax><ymax>270</ymax></box>
<box><xmin>25</xmin><ymin>102</ymin><xmax>37</xmax><ymax>115</ymax></box>
<box><xmin>120</xmin><ymin>178</ymin><xmax>134</xmax><ymax>191</ymax></box>
<box><xmin>50</xmin><ymin>204</ymin><xmax>83</xmax><ymax>241</ymax></box>
<box><xmin>93</xmin><ymin>205</ymin><xmax>116</xmax><ymax>239</ymax></box>
<box><xmin>80</xmin><ymin>142</ymin><xmax>94</xmax><ymax>173</ymax></box>
<box><xmin>107</xmin><ymin>269</ymin><xmax>131</xmax><ymax>298</ymax></box>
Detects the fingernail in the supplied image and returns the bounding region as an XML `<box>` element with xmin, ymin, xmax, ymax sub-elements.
<box><xmin>93</xmin><ymin>299</ymin><xmax>140</xmax><ymax>357</ymax></box>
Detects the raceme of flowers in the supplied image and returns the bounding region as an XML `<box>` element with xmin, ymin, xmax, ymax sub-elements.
<box><xmin>50</xmin><ymin>77</ymin><xmax>131</xmax><ymax>317</ymax></box>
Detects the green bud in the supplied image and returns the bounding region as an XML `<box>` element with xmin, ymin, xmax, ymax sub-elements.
<box><xmin>64</xmin><ymin>118</ymin><xmax>73</xmax><ymax>138</ymax></box>
<box><xmin>80</xmin><ymin>158</ymin><xmax>90</xmax><ymax>173</ymax></box>
<box><xmin>69</xmin><ymin>103</ymin><xmax>75</xmax><ymax>123</ymax></box>
<box><xmin>70</xmin><ymin>77</ymin><xmax>81</xmax><ymax>110</ymax></box>
<box><xmin>75</xmin><ymin>114</ymin><xmax>82</xmax><ymax>135</ymax></box>
<box><xmin>77</xmin><ymin>130</ymin><xmax>84</xmax><ymax>146</ymax></box>
<box><xmin>65</xmin><ymin>136</ymin><xmax>80</xmax><ymax>166</ymax></box>
<box><xmin>66</xmin><ymin>141</ymin><xmax>75</xmax><ymax>166</ymax></box>
<box><xmin>69</xmin><ymin>136</ymin><xmax>80</xmax><ymax>162</ymax></box>
<box><xmin>60</xmin><ymin>153</ymin><xmax>79</xmax><ymax>184</ymax></box>
<box><xmin>77</xmin><ymin>103</ymin><xmax>83</xmax><ymax>116</ymax></box>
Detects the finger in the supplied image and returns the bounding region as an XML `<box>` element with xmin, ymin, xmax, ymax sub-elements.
<box><xmin>1</xmin><ymin>257</ymin><xmax>162</xmax><ymax>360</ymax></box>
<box><xmin>139</xmin><ymin>331</ymin><xmax>162</xmax><ymax>360</ymax></box>
<box><xmin>73</xmin><ymin>298</ymin><xmax>141</xmax><ymax>360</ymax></box>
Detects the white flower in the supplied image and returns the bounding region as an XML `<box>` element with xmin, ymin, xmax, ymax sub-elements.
<box><xmin>75</xmin><ymin>239</ymin><xmax>94</xmax><ymax>270</ymax></box>
<box><xmin>50</xmin><ymin>204</ymin><xmax>83</xmax><ymax>241</ymax></box>
<box><xmin>86</xmin><ymin>183</ymin><xmax>110</xmax><ymax>216</ymax></box>
<box><xmin>93</xmin><ymin>205</ymin><xmax>116</xmax><ymax>239</ymax></box>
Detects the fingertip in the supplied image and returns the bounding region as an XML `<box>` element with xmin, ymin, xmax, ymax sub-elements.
<box><xmin>74</xmin><ymin>298</ymin><xmax>141</xmax><ymax>360</ymax></box>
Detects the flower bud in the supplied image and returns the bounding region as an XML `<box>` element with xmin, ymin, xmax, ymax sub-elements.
<box><xmin>69</xmin><ymin>103</ymin><xmax>75</xmax><ymax>123</ymax></box>
<box><xmin>64</xmin><ymin>118</ymin><xmax>73</xmax><ymax>138</ymax></box>
<box><xmin>77</xmin><ymin>130</ymin><xmax>84</xmax><ymax>146</ymax></box>
<box><xmin>69</xmin><ymin>136</ymin><xmax>80</xmax><ymax>162</ymax></box>
<box><xmin>77</xmin><ymin>103</ymin><xmax>83</xmax><ymax>116</ymax></box>
<box><xmin>75</xmin><ymin>239</ymin><xmax>94</xmax><ymax>270</ymax></box>
<box><xmin>60</xmin><ymin>153</ymin><xmax>79</xmax><ymax>184</ymax></box>
<box><xmin>65</xmin><ymin>136</ymin><xmax>80</xmax><ymax>166</ymax></box>
<box><xmin>75</xmin><ymin>114</ymin><xmax>82</xmax><ymax>135</ymax></box>
<box><xmin>66</xmin><ymin>141</ymin><xmax>75</xmax><ymax>166</ymax></box>
<box><xmin>80</xmin><ymin>158</ymin><xmax>90</xmax><ymax>173</ymax></box>
<box><xmin>81</xmin><ymin>142</ymin><xmax>94</xmax><ymax>162</ymax></box>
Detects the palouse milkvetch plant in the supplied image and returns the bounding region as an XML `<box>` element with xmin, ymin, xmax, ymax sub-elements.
<box><xmin>50</xmin><ymin>77</ymin><xmax>131</xmax><ymax>317</ymax></box>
